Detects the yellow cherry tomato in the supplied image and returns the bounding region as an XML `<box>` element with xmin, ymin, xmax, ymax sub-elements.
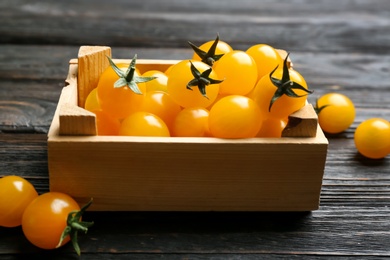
<box><xmin>167</xmin><ymin>60</ymin><xmax>220</xmax><ymax>108</ymax></box>
<box><xmin>92</xmin><ymin>110</ymin><xmax>121</xmax><ymax>136</ymax></box>
<box><xmin>141</xmin><ymin>91</ymin><xmax>182</xmax><ymax>132</ymax></box>
<box><xmin>246</xmin><ymin>44</ymin><xmax>284</xmax><ymax>81</ymax></box>
<box><xmin>253</xmin><ymin>67</ymin><xmax>309</xmax><ymax>120</ymax></box>
<box><xmin>172</xmin><ymin>107</ymin><xmax>211</xmax><ymax>137</ymax></box>
<box><xmin>213</xmin><ymin>50</ymin><xmax>258</xmax><ymax>96</ymax></box>
<box><xmin>316</xmin><ymin>93</ymin><xmax>355</xmax><ymax>134</ymax></box>
<box><xmin>119</xmin><ymin>112</ymin><xmax>170</xmax><ymax>137</ymax></box>
<box><xmin>142</xmin><ymin>70</ymin><xmax>168</xmax><ymax>93</ymax></box>
<box><xmin>256</xmin><ymin>117</ymin><xmax>287</xmax><ymax>138</ymax></box>
<box><xmin>22</xmin><ymin>192</ymin><xmax>81</xmax><ymax>250</ymax></box>
<box><xmin>84</xmin><ymin>88</ymin><xmax>101</xmax><ymax>112</ymax></box>
<box><xmin>0</xmin><ymin>176</ymin><xmax>38</xmax><ymax>227</ymax></box>
<box><xmin>209</xmin><ymin>95</ymin><xmax>263</xmax><ymax>138</ymax></box>
<box><xmin>354</xmin><ymin>118</ymin><xmax>390</xmax><ymax>159</ymax></box>
<box><xmin>97</xmin><ymin>63</ymin><xmax>146</xmax><ymax>120</ymax></box>
<box><xmin>191</xmin><ymin>39</ymin><xmax>233</xmax><ymax>63</ymax></box>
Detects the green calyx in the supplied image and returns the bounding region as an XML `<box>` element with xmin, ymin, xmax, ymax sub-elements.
<box><xmin>313</xmin><ymin>98</ymin><xmax>329</xmax><ymax>115</ymax></box>
<box><xmin>57</xmin><ymin>198</ymin><xmax>94</xmax><ymax>256</ymax></box>
<box><xmin>107</xmin><ymin>55</ymin><xmax>156</xmax><ymax>94</ymax></box>
<box><xmin>268</xmin><ymin>53</ymin><xmax>313</xmax><ymax>112</ymax></box>
<box><xmin>187</xmin><ymin>61</ymin><xmax>223</xmax><ymax>99</ymax></box>
<box><xmin>188</xmin><ymin>34</ymin><xmax>224</xmax><ymax>66</ymax></box>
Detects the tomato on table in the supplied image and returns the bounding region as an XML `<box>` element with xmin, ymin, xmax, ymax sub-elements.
<box><xmin>315</xmin><ymin>92</ymin><xmax>355</xmax><ymax>134</ymax></box>
<box><xmin>354</xmin><ymin>118</ymin><xmax>390</xmax><ymax>159</ymax></box>
<box><xmin>0</xmin><ymin>175</ymin><xmax>38</xmax><ymax>227</ymax></box>
<box><xmin>22</xmin><ymin>192</ymin><xmax>93</xmax><ymax>255</ymax></box>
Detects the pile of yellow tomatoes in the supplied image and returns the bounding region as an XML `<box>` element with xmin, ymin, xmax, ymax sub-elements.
<box><xmin>83</xmin><ymin>35</ymin><xmax>390</xmax><ymax>159</ymax></box>
<box><xmin>84</xmin><ymin>35</ymin><xmax>311</xmax><ymax>139</ymax></box>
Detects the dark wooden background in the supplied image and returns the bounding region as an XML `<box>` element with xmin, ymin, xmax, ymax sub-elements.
<box><xmin>1</xmin><ymin>0</ymin><xmax>390</xmax><ymax>258</ymax></box>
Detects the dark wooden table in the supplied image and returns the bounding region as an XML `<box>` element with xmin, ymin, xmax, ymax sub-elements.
<box><xmin>1</xmin><ymin>0</ymin><xmax>390</xmax><ymax>259</ymax></box>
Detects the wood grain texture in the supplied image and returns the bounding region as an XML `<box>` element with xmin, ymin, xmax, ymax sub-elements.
<box><xmin>77</xmin><ymin>46</ymin><xmax>111</xmax><ymax>107</ymax></box>
<box><xmin>1</xmin><ymin>0</ymin><xmax>390</xmax><ymax>258</ymax></box>
<box><xmin>282</xmin><ymin>104</ymin><xmax>318</xmax><ymax>137</ymax></box>
<box><xmin>1</xmin><ymin>0</ymin><xmax>390</xmax><ymax>53</ymax></box>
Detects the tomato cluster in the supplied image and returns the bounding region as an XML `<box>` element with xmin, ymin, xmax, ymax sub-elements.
<box><xmin>83</xmin><ymin>35</ymin><xmax>390</xmax><ymax>159</ymax></box>
<box><xmin>0</xmin><ymin>175</ymin><xmax>92</xmax><ymax>255</ymax></box>
<box><xmin>85</xmin><ymin>35</ymin><xmax>313</xmax><ymax>139</ymax></box>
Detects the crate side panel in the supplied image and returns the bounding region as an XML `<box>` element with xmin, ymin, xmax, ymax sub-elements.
<box><xmin>48</xmin><ymin>140</ymin><xmax>327</xmax><ymax>211</ymax></box>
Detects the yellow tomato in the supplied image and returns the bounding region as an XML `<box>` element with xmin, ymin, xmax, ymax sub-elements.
<box><xmin>213</xmin><ymin>50</ymin><xmax>258</xmax><ymax>96</ymax></box>
<box><xmin>97</xmin><ymin>63</ymin><xmax>146</xmax><ymax>120</ymax></box>
<box><xmin>172</xmin><ymin>107</ymin><xmax>211</xmax><ymax>137</ymax></box>
<box><xmin>92</xmin><ymin>110</ymin><xmax>121</xmax><ymax>136</ymax></box>
<box><xmin>119</xmin><ymin>112</ymin><xmax>170</xmax><ymax>137</ymax></box>
<box><xmin>84</xmin><ymin>88</ymin><xmax>101</xmax><ymax>112</ymax></box>
<box><xmin>0</xmin><ymin>176</ymin><xmax>38</xmax><ymax>227</ymax></box>
<box><xmin>354</xmin><ymin>118</ymin><xmax>390</xmax><ymax>159</ymax></box>
<box><xmin>209</xmin><ymin>95</ymin><xmax>263</xmax><ymax>138</ymax></box>
<box><xmin>246</xmin><ymin>44</ymin><xmax>284</xmax><ymax>81</ymax></box>
<box><xmin>253</xmin><ymin>66</ymin><xmax>310</xmax><ymax>119</ymax></box>
<box><xmin>167</xmin><ymin>60</ymin><xmax>220</xmax><ymax>108</ymax></box>
<box><xmin>316</xmin><ymin>93</ymin><xmax>355</xmax><ymax>134</ymax></box>
<box><xmin>191</xmin><ymin>38</ymin><xmax>233</xmax><ymax>65</ymax></box>
<box><xmin>256</xmin><ymin>117</ymin><xmax>287</xmax><ymax>138</ymax></box>
<box><xmin>141</xmin><ymin>91</ymin><xmax>182</xmax><ymax>132</ymax></box>
<box><xmin>142</xmin><ymin>70</ymin><xmax>168</xmax><ymax>93</ymax></box>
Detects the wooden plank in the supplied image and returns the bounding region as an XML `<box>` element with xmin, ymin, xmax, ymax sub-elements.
<box><xmin>282</xmin><ymin>104</ymin><xmax>318</xmax><ymax>137</ymax></box>
<box><xmin>77</xmin><ymin>46</ymin><xmax>111</xmax><ymax>107</ymax></box>
<box><xmin>48</xmin><ymin>135</ymin><xmax>327</xmax><ymax>211</ymax></box>
<box><xmin>0</xmin><ymin>134</ymin><xmax>49</xmax><ymax>194</ymax></box>
<box><xmin>57</xmin><ymin>63</ymin><xmax>97</xmax><ymax>136</ymax></box>
<box><xmin>1</xmin><ymin>0</ymin><xmax>390</xmax><ymax>53</ymax></box>
<box><xmin>1</xmin><ymin>205</ymin><xmax>390</xmax><ymax>256</ymax></box>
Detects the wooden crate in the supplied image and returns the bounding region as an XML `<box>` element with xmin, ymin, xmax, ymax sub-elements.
<box><xmin>47</xmin><ymin>46</ymin><xmax>328</xmax><ymax>211</ymax></box>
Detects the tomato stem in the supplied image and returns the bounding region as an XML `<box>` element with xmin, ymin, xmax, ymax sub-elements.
<box><xmin>188</xmin><ymin>34</ymin><xmax>225</xmax><ymax>66</ymax></box>
<box><xmin>107</xmin><ymin>55</ymin><xmax>156</xmax><ymax>95</ymax></box>
<box><xmin>56</xmin><ymin>198</ymin><xmax>94</xmax><ymax>256</ymax></box>
<box><xmin>186</xmin><ymin>61</ymin><xmax>223</xmax><ymax>99</ymax></box>
<box><xmin>313</xmin><ymin>98</ymin><xmax>330</xmax><ymax>115</ymax></box>
<box><xmin>268</xmin><ymin>53</ymin><xmax>313</xmax><ymax>112</ymax></box>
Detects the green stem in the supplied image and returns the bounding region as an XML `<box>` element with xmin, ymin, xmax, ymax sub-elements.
<box><xmin>56</xmin><ymin>198</ymin><xmax>94</xmax><ymax>256</ymax></box>
<box><xmin>125</xmin><ymin>67</ymin><xmax>135</xmax><ymax>82</ymax></box>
